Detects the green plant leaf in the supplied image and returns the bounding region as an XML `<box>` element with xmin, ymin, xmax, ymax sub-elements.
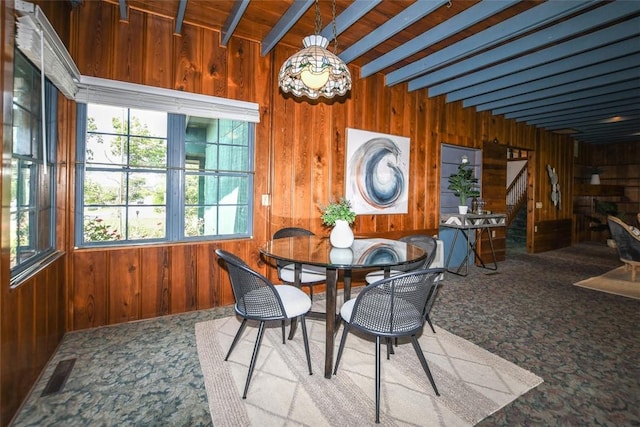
<box><xmin>319</xmin><ymin>197</ymin><xmax>356</xmax><ymax>226</ymax></box>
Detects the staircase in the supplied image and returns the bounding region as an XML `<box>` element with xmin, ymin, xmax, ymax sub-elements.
<box><xmin>506</xmin><ymin>160</ymin><xmax>528</xmax><ymax>255</ymax></box>
<box><xmin>506</xmin><ymin>206</ymin><xmax>527</xmax><ymax>254</ymax></box>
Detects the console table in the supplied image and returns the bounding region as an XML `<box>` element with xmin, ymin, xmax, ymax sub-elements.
<box><xmin>440</xmin><ymin>213</ymin><xmax>507</xmax><ymax>276</ymax></box>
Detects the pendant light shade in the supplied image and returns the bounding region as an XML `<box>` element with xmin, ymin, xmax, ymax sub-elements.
<box><xmin>278</xmin><ymin>1</ymin><xmax>351</xmax><ymax>100</ymax></box>
<box><xmin>279</xmin><ymin>35</ymin><xmax>351</xmax><ymax>99</ymax></box>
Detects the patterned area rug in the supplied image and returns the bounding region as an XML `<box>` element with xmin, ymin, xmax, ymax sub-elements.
<box><xmin>574</xmin><ymin>266</ymin><xmax>640</xmax><ymax>299</ymax></box>
<box><xmin>195</xmin><ymin>316</ymin><xmax>543</xmax><ymax>426</ymax></box>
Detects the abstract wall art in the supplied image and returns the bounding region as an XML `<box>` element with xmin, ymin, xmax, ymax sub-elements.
<box><xmin>345</xmin><ymin>128</ymin><xmax>410</xmax><ymax>214</ymax></box>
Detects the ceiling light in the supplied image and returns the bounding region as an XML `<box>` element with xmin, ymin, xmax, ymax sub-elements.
<box><xmin>278</xmin><ymin>0</ymin><xmax>351</xmax><ymax>99</ymax></box>
<box><xmin>599</xmin><ymin>115</ymin><xmax>624</xmax><ymax>123</ymax></box>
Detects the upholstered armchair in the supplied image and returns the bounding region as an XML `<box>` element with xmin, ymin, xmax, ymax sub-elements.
<box><xmin>607</xmin><ymin>216</ymin><xmax>640</xmax><ymax>281</ymax></box>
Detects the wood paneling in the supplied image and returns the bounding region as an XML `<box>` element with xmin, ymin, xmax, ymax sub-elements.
<box><xmin>574</xmin><ymin>141</ymin><xmax>640</xmax><ymax>242</ymax></box>
<box><xmin>480</xmin><ymin>140</ymin><xmax>508</xmax><ymax>262</ymax></box>
<box><xmin>140</xmin><ymin>246</ymin><xmax>170</xmax><ymax>318</ymax></box>
<box><xmin>0</xmin><ymin>256</ymin><xmax>66</xmax><ymax>427</ymax></box>
<box><xmin>72</xmin><ymin>250</ymin><xmax>109</xmax><ymax>329</ymax></box>
<box><xmin>533</xmin><ymin>219</ymin><xmax>572</xmax><ymax>252</ymax></box>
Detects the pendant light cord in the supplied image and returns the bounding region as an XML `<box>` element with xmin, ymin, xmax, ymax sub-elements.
<box><xmin>332</xmin><ymin>0</ymin><xmax>338</xmax><ymax>54</ymax></box>
<box><xmin>314</xmin><ymin>0</ymin><xmax>339</xmax><ymax>54</ymax></box>
<box><xmin>314</xmin><ymin>0</ymin><xmax>322</xmax><ymax>35</ymax></box>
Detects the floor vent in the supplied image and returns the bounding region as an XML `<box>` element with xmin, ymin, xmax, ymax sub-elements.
<box><xmin>41</xmin><ymin>358</ymin><xmax>76</xmax><ymax>397</ymax></box>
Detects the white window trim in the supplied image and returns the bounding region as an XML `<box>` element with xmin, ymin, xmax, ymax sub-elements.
<box><xmin>15</xmin><ymin>0</ymin><xmax>81</xmax><ymax>99</ymax></box>
<box><xmin>75</xmin><ymin>76</ymin><xmax>260</xmax><ymax>123</ymax></box>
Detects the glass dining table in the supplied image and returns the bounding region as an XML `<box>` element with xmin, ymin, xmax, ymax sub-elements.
<box><xmin>260</xmin><ymin>236</ymin><xmax>428</xmax><ymax>378</ymax></box>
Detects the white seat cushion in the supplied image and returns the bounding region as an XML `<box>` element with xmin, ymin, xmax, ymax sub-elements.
<box><xmin>340</xmin><ymin>298</ymin><xmax>356</xmax><ymax>323</ymax></box>
<box><xmin>275</xmin><ymin>285</ymin><xmax>312</xmax><ymax>318</ymax></box>
<box><xmin>279</xmin><ymin>263</ymin><xmax>326</xmax><ymax>284</ymax></box>
<box><xmin>364</xmin><ymin>269</ymin><xmax>403</xmax><ymax>284</ymax></box>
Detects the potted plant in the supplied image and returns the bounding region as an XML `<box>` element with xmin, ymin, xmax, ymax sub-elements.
<box><xmin>447</xmin><ymin>161</ymin><xmax>480</xmax><ymax>214</ymax></box>
<box><xmin>320</xmin><ymin>197</ymin><xmax>356</xmax><ymax>248</ymax></box>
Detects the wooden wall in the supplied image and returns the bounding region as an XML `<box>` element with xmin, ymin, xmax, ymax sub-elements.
<box><xmin>573</xmin><ymin>141</ymin><xmax>640</xmax><ymax>242</ymax></box>
<box><xmin>0</xmin><ymin>1</ymin><xmax>582</xmax><ymax>424</ymax></box>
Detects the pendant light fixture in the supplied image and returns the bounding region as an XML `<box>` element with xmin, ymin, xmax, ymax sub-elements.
<box><xmin>278</xmin><ymin>0</ymin><xmax>351</xmax><ymax>99</ymax></box>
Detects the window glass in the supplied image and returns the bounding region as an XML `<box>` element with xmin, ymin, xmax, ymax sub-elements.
<box><xmin>183</xmin><ymin>117</ymin><xmax>252</xmax><ymax>238</ymax></box>
<box><xmin>82</xmin><ymin>105</ymin><xmax>168</xmax><ymax>243</ymax></box>
<box><xmin>10</xmin><ymin>51</ymin><xmax>55</xmax><ymax>275</ymax></box>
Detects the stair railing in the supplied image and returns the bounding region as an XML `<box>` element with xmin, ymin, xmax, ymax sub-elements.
<box><xmin>506</xmin><ymin>163</ymin><xmax>527</xmax><ymax>225</ymax></box>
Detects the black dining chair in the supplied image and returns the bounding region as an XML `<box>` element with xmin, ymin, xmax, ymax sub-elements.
<box><xmin>273</xmin><ymin>227</ymin><xmax>327</xmax><ymax>300</ymax></box>
<box><xmin>333</xmin><ymin>268</ymin><xmax>444</xmax><ymax>423</ymax></box>
<box><xmin>215</xmin><ymin>249</ymin><xmax>313</xmax><ymax>399</ymax></box>
<box><xmin>364</xmin><ymin>234</ymin><xmax>442</xmax><ymax>333</ymax></box>
<box><xmin>364</xmin><ymin>234</ymin><xmax>439</xmax><ymax>284</ymax></box>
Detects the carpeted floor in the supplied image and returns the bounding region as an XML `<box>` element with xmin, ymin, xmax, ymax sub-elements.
<box><xmin>11</xmin><ymin>242</ymin><xmax>640</xmax><ymax>426</ymax></box>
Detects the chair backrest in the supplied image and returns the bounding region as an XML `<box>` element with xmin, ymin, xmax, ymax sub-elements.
<box><xmin>272</xmin><ymin>227</ymin><xmax>316</xmax><ymax>269</ymax></box>
<box><xmin>273</xmin><ymin>227</ymin><xmax>315</xmax><ymax>239</ymax></box>
<box><xmin>607</xmin><ymin>216</ymin><xmax>640</xmax><ymax>262</ymax></box>
<box><xmin>349</xmin><ymin>268</ymin><xmax>444</xmax><ymax>337</ymax></box>
<box><xmin>397</xmin><ymin>234</ymin><xmax>438</xmax><ymax>271</ymax></box>
<box><xmin>215</xmin><ymin>249</ymin><xmax>287</xmax><ymax>320</ymax></box>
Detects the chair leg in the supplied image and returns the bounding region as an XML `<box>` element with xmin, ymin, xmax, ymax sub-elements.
<box><xmin>411</xmin><ymin>335</ymin><xmax>439</xmax><ymax>396</ymax></box>
<box><xmin>281</xmin><ymin>319</ymin><xmax>286</xmax><ymax>344</ymax></box>
<box><xmin>225</xmin><ymin>318</ymin><xmax>248</xmax><ymax>361</ymax></box>
<box><xmin>300</xmin><ymin>315</ymin><xmax>313</xmax><ymax>375</ymax></box>
<box><xmin>288</xmin><ymin>317</ymin><xmax>298</xmax><ymax>341</ymax></box>
<box><xmin>243</xmin><ymin>321</ymin><xmax>266</xmax><ymax>399</ymax></box>
<box><xmin>426</xmin><ymin>315</ymin><xmax>436</xmax><ymax>334</ymax></box>
<box><xmin>308</xmin><ymin>284</ymin><xmax>314</xmax><ymax>301</ymax></box>
<box><xmin>375</xmin><ymin>336</ymin><xmax>381</xmax><ymax>424</ymax></box>
<box><xmin>332</xmin><ymin>324</ymin><xmax>350</xmax><ymax>375</ymax></box>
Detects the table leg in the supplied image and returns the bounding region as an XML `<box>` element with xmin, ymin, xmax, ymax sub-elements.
<box><xmin>343</xmin><ymin>269</ymin><xmax>352</xmax><ymax>302</ymax></box>
<box><xmin>444</xmin><ymin>229</ymin><xmax>459</xmax><ymax>273</ymax></box>
<box><xmin>324</xmin><ymin>267</ymin><xmax>338</xmax><ymax>378</ymax></box>
<box><xmin>465</xmin><ymin>228</ymin><xmax>498</xmax><ymax>271</ymax></box>
<box><xmin>287</xmin><ymin>263</ymin><xmax>303</xmax><ymax>341</ymax></box>
<box><xmin>447</xmin><ymin>228</ymin><xmax>473</xmax><ymax>276</ymax></box>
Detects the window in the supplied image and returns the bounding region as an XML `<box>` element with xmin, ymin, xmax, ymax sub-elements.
<box><xmin>440</xmin><ymin>144</ymin><xmax>482</xmax><ymax>214</ymax></box>
<box><xmin>76</xmin><ymin>104</ymin><xmax>254</xmax><ymax>246</ymax></box>
<box><xmin>10</xmin><ymin>50</ymin><xmax>56</xmax><ymax>276</ymax></box>
<box><xmin>183</xmin><ymin>117</ymin><xmax>252</xmax><ymax>238</ymax></box>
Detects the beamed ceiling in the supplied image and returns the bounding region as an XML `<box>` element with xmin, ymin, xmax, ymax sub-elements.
<box><xmin>109</xmin><ymin>0</ymin><xmax>640</xmax><ymax>145</ymax></box>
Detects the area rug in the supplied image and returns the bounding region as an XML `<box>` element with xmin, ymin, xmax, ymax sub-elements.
<box><xmin>574</xmin><ymin>266</ymin><xmax>640</xmax><ymax>299</ymax></box>
<box><xmin>195</xmin><ymin>315</ymin><xmax>543</xmax><ymax>426</ymax></box>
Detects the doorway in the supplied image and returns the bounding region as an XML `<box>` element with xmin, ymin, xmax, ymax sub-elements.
<box><xmin>505</xmin><ymin>148</ymin><xmax>531</xmax><ymax>256</ymax></box>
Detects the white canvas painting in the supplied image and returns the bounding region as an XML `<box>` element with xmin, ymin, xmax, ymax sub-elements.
<box><xmin>345</xmin><ymin>128</ymin><xmax>410</xmax><ymax>215</ymax></box>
